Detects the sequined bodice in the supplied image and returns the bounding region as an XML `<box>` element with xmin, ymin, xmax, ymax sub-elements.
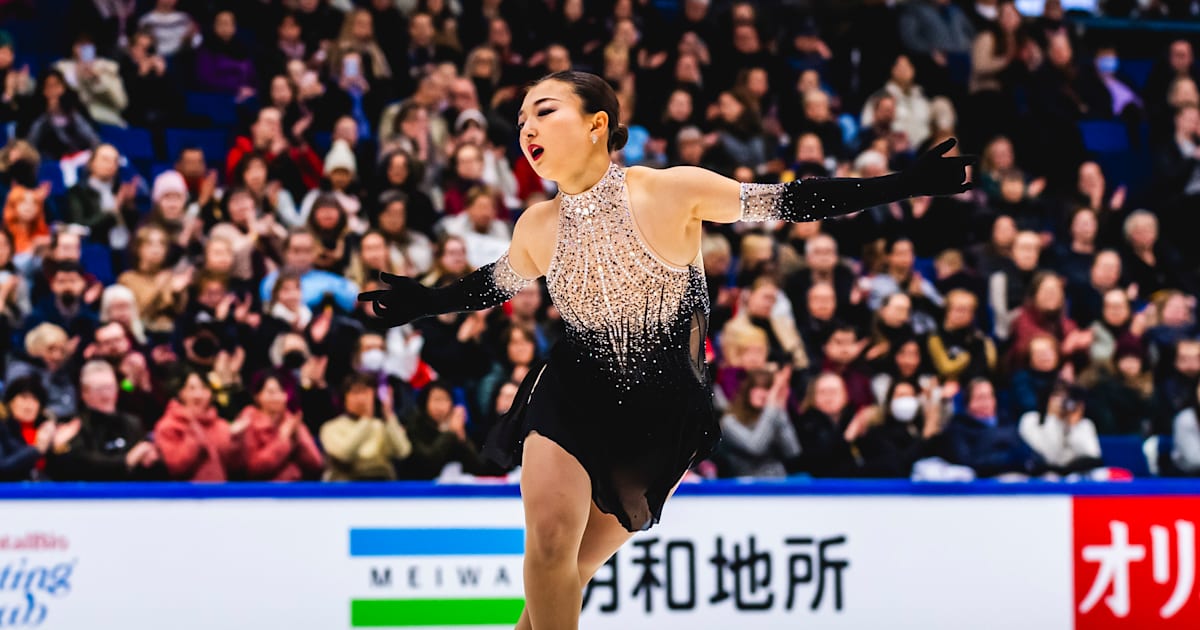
<box><xmin>545</xmin><ymin>163</ymin><xmax>710</xmax><ymax>389</ymax></box>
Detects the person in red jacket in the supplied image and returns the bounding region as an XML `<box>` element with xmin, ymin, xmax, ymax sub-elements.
<box><xmin>234</xmin><ymin>369</ymin><xmax>323</xmax><ymax>481</ymax></box>
<box><xmin>225</xmin><ymin>107</ymin><xmax>323</xmax><ymax>198</ymax></box>
<box><xmin>154</xmin><ymin>369</ymin><xmax>241</xmax><ymax>482</ymax></box>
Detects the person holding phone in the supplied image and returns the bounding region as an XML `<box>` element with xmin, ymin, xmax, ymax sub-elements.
<box><xmin>1018</xmin><ymin>382</ymin><xmax>1103</xmax><ymax>475</ymax></box>
<box><xmin>53</xmin><ymin>33</ymin><xmax>128</xmax><ymax>127</ymax></box>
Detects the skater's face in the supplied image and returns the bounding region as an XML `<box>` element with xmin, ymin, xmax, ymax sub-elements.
<box><xmin>518</xmin><ymin>80</ymin><xmax>608</xmax><ymax>181</ymax></box>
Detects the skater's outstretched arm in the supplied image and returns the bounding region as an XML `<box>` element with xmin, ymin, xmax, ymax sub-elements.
<box><xmin>666</xmin><ymin>137</ymin><xmax>976</xmax><ymax>225</ymax></box>
<box><xmin>358</xmin><ymin>202</ymin><xmax>547</xmax><ymax>328</ymax></box>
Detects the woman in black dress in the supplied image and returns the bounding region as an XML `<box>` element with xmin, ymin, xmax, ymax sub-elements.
<box><xmin>359</xmin><ymin>70</ymin><xmax>972</xmax><ymax>630</ymax></box>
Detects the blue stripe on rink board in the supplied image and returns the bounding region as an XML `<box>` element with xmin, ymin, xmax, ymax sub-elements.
<box><xmin>350</xmin><ymin>528</ymin><xmax>525</xmax><ymax>556</ymax></box>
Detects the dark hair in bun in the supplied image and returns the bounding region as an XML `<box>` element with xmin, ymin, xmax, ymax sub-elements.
<box><xmin>534</xmin><ymin>70</ymin><xmax>627</xmax><ymax>151</ymax></box>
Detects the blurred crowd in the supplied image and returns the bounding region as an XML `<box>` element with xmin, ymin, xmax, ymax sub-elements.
<box><xmin>1</xmin><ymin>0</ymin><xmax>1199</xmax><ymax>483</ymax></box>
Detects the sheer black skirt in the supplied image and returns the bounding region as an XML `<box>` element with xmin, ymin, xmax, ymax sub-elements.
<box><xmin>481</xmin><ymin>339</ymin><xmax>721</xmax><ymax>533</ymax></box>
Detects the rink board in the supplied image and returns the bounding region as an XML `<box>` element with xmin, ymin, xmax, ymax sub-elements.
<box><xmin>0</xmin><ymin>480</ymin><xmax>1197</xmax><ymax>629</ymax></box>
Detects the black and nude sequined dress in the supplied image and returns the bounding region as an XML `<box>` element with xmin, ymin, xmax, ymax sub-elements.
<box><xmin>479</xmin><ymin>162</ymin><xmax>720</xmax><ymax>533</ymax></box>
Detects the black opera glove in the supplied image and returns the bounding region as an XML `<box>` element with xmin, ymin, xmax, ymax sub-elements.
<box><xmin>357</xmin><ymin>252</ymin><xmax>533</xmax><ymax>328</ymax></box>
<box><xmin>739</xmin><ymin>137</ymin><xmax>976</xmax><ymax>222</ymax></box>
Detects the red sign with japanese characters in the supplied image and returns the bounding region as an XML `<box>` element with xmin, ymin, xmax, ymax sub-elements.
<box><xmin>1074</xmin><ymin>497</ymin><xmax>1200</xmax><ymax>629</ymax></box>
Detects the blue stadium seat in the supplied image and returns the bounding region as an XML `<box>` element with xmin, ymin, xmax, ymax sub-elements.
<box><xmin>98</xmin><ymin>124</ymin><xmax>156</xmax><ymax>162</ymax></box>
<box><xmin>1079</xmin><ymin>120</ymin><xmax>1130</xmax><ymax>153</ymax></box>
<box><xmin>1099</xmin><ymin>435</ymin><xmax>1151</xmax><ymax>477</ymax></box>
<box><xmin>165</xmin><ymin>129</ymin><xmax>229</xmax><ymax>169</ymax></box>
<box><xmin>313</xmin><ymin>132</ymin><xmax>333</xmax><ymax>156</ymax></box>
<box><xmin>1120</xmin><ymin>59</ymin><xmax>1154</xmax><ymax>91</ymax></box>
<box><xmin>36</xmin><ymin>161</ymin><xmax>66</xmax><ymax>195</ymax></box>
<box><xmin>184</xmin><ymin>92</ymin><xmax>240</xmax><ymax>127</ymax></box>
<box><xmin>80</xmin><ymin>242</ymin><xmax>115</xmax><ymax>286</ymax></box>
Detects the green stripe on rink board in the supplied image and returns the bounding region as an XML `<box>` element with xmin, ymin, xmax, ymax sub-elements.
<box><xmin>351</xmin><ymin>598</ymin><xmax>525</xmax><ymax>627</ymax></box>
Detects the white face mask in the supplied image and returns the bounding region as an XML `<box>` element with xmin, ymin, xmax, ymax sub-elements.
<box><xmin>359</xmin><ymin>348</ymin><xmax>387</xmax><ymax>373</ymax></box>
<box><xmin>890</xmin><ymin>396</ymin><xmax>920</xmax><ymax>422</ymax></box>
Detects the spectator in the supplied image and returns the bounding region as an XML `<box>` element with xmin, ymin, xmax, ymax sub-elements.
<box><xmin>53</xmin><ymin>33</ymin><xmax>128</xmax><ymax>127</ymax></box>
<box><xmin>419</xmin><ymin>234</ymin><xmax>472</xmax><ymax>287</ymax></box>
<box><xmin>234</xmin><ymin>369</ymin><xmax>324</xmax><ymax>481</ymax></box>
<box><xmin>857</xmin><ymin>379</ymin><xmax>948</xmax><ymax>477</ymax></box>
<box><xmin>320</xmin><ymin>374</ymin><xmax>413</xmax><ymax>481</ymax></box>
<box><xmin>45</xmin><ymin>360</ymin><xmax>161</xmax><ymax>481</ymax></box>
<box><xmin>4</xmin><ymin>184</ymin><xmax>51</xmax><ymax>264</ymax></box>
<box><xmin>790</xmin><ymin>372</ymin><xmax>873</xmax><ymax>477</ymax></box>
<box><xmin>373</xmin><ymin>150</ymin><xmax>439</xmax><ymax>239</ymax></box>
<box><xmin>116</xmin><ymin>225</ymin><xmax>191</xmax><ymax>335</ymax></box>
<box><xmin>24</xmin><ymin>69</ymin><xmax>101</xmax><ymax>160</ymax></box>
<box><xmin>225</xmin><ymin>106</ymin><xmax>323</xmax><ymax>202</ymax></box>
<box><xmin>1007</xmin><ymin>272</ymin><xmax>1090</xmax><ymax>370</ymax></box>
<box><xmin>1085</xmin><ymin>336</ymin><xmax>1153</xmax><ymax>436</ymax></box>
<box><xmin>258</xmin><ymin>230</ymin><xmax>360</xmax><ymax>312</ymax></box>
<box><xmin>967</xmin><ymin>1</ymin><xmax>1021</xmax><ymax>145</ymax></box>
<box><xmin>375</xmin><ymin>191</ymin><xmax>435</xmax><ymax>276</ymax></box>
<box><xmin>898</xmin><ymin>0</ymin><xmax>975</xmax><ymax>96</ymax></box>
<box><xmin>0</xmin><ymin>31</ymin><xmax>35</xmax><ymax>126</ymax></box>
<box><xmin>154</xmin><ymin>369</ymin><xmax>241</xmax><ymax>481</ymax></box>
<box><xmin>928</xmin><ymin>289</ymin><xmax>996</xmax><ymax>384</ymax></box>
<box><xmin>1172</xmin><ymin>379</ymin><xmax>1200</xmax><ymax>475</ymax></box>
<box><xmin>990</xmin><ymin>229</ymin><xmax>1044</xmax><ymax>339</ymax></box>
<box><xmin>0</xmin><ymin>228</ymin><xmax>31</xmax><ymax>340</ymax></box>
<box><xmin>65</xmin><ymin>144</ymin><xmax>138</xmax><ymax>254</ymax></box>
<box><xmin>397</xmin><ymin>380</ymin><xmax>490</xmax><ymax>479</ymax></box>
<box><xmin>867</xmin><ymin>236</ymin><xmax>943</xmax><ymax>333</ymax></box>
<box><xmin>1154</xmin><ymin>337</ymin><xmax>1200</xmax><ymax>434</ymax></box>
<box><xmin>229</xmin><ymin>152</ymin><xmax>299</xmax><ymax>231</ymax></box>
<box><xmin>944</xmin><ymin>378</ymin><xmax>1044</xmax><ymax>477</ymax></box>
<box><xmin>476</xmin><ymin>324</ymin><xmax>539</xmax><ymax>433</ymax></box>
<box><xmin>192</xmin><ymin>11</ymin><xmax>257</xmax><ymax>98</ymax></box>
<box><xmin>1066</xmin><ymin>250</ymin><xmax>1123</xmax><ymax>329</ymax></box>
<box><xmin>26</xmin><ymin>262</ymin><xmax>100</xmax><ymax>344</ymax></box>
<box><xmin>1019</xmin><ymin>383</ymin><xmax>1103</xmax><ymax>474</ymax></box>
<box><xmin>864</xmin><ymin>54</ymin><xmax>933</xmax><ymax>150</ymax></box>
<box><xmin>1121</xmin><ymin>210</ymin><xmax>1190</xmax><ymax>297</ymax></box>
<box><xmin>716</xmin><ymin>316</ymin><xmax>771</xmax><ymax>396</ymax></box>
<box><xmin>1086</xmin><ymin>288</ymin><xmax>1145</xmax><ymax>371</ymax></box>
<box><xmin>818</xmin><ymin>323</ymin><xmax>875</xmax><ymax>412</ymax></box>
<box><xmin>346</xmin><ymin>229</ymin><xmax>404</xmax><ymax>289</ymax></box>
<box><xmin>137</xmin><ymin>0</ymin><xmax>199</xmax><ymax>59</ymax></box>
<box><xmin>717</xmin><ymin>367</ymin><xmax>801</xmax><ymax>478</ymax></box>
<box><xmin>0</xmin><ymin>377</ymin><xmax>55</xmax><ymax>481</ymax></box>
<box><xmin>305</xmin><ymin>195</ymin><xmax>356</xmax><ymax>274</ymax></box>
<box><xmin>299</xmin><ymin>141</ymin><xmax>365</xmax><ymax>234</ymax></box>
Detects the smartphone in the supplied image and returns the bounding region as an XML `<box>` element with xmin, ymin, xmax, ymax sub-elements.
<box><xmin>79</xmin><ymin>43</ymin><xmax>96</xmax><ymax>63</ymax></box>
<box><xmin>342</xmin><ymin>56</ymin><xmax>360</xmax><ymax>78</ymax></box>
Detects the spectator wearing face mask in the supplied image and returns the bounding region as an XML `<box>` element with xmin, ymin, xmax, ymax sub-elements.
<box><xmin>856</xmin><ymin>379</ymin><xmax>948</xmax><ymax>477</ymax></box>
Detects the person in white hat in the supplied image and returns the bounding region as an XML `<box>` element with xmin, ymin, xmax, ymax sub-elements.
<box><xmin>298</xmin><ymin>139</ymin><xmax>367</xmax><ymax>233</ymax></box>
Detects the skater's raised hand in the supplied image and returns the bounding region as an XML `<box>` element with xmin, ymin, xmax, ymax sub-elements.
<box><xmin>358</xmin><ymin>271</ymin><xmax>433</xmax><ymax>328</ymax></box>
<box><xmin>901</xmin><ymin>138</ymin><xmax>976</xmax><ymax>197</ymax></box>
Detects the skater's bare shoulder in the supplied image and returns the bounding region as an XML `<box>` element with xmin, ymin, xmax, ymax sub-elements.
<box><xmin>628</xmin><ymin>165</ymin><xmax>743</xmax><ymax>225</ymax></box>
<box><xmin>509</xmin><ymin>199</ymin><xmax>559</xmax><ymax>278</ymax></box>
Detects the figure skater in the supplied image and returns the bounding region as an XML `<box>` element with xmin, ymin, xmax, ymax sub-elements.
<box><xmin>359</xmin><ymin>70</ymin><xmax>973</xmax><ymax>630</ymax></box>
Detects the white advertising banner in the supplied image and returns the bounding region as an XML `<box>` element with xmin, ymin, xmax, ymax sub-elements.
<box><xmin>0</xmin><ymin>493</ymin><xmax>1074</xmax><ymax>630</ymax></box>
